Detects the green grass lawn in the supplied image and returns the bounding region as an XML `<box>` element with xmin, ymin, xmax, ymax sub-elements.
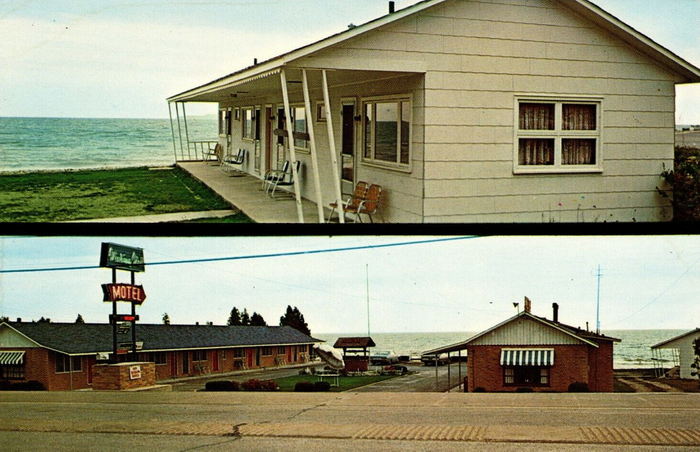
<box><xmin>0</xmin><ymin>166</ymin><xmax>247</xmax><ymax>222</ymax></box>
<box><xmin>273</xmin><ymin>374</ymin><xmax>397</xmax><ymax>392</ymax></box>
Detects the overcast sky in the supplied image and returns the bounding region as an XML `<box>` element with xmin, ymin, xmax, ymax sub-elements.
<box><xmin>0</xmin><ymin>0</ymin><xmax>698</xmax><ymax>122</ymax></box>
<box><xmin>1</xmin><ymin>235</ymin><xmax>698</xmax><ymax>334</ymax></box>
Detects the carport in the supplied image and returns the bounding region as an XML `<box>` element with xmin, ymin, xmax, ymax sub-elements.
<box><xmin>422</xmin><ymin>340</ymin><xmax>469</xmax><ymax>392</ymax></box>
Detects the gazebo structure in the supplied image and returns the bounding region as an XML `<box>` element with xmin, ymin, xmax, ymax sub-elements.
<box><xmin>333</xmin><ymin>337</ymin><xmax>375</xmax><ymax>372</ymax></box>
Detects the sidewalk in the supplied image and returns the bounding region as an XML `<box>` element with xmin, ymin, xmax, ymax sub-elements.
<box><xmin>66</xmin><ymin>209</ymin><xmax>239</xmax><ymax>223</ymax></box>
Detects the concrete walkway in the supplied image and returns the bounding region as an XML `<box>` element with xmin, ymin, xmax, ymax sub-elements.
<box><xmin>67</xmin><ymin>209</ymin><xmax>239</xmax><ymax>223</ymax></box>
<box><xmin>178</xmin><ymin>162</ymin><xmax>327</xmax><ymax>223</ymax></box>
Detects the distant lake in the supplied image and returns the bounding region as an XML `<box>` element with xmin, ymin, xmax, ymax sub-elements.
<box><xmin>0</xmin><ymin>117</ymin><xmax>217</xmax><ymax>172</ymax></box>
<box><xmin>315</xmin><ymin>329</ymin><xmax>687</xmax><ymax>369</ymax></box>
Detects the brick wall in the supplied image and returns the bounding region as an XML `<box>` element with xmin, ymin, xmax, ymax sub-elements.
<box><xmin>93</xmin><ymin>362</ymin><xmax>156</xmax><ymax>390</ymax></box>
<box><xmin>588</xmin><ymin>340</ymin><xmax>614</xmax><ymax>392</ymax></box>
<box><xmin>466</xmin><ymin>344</ymin><xmax>592</xmax><ymax>392</ymax></box>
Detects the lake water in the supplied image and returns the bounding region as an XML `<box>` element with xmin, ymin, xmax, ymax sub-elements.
<box><xmin>0</xmin><ymin>117</ymin><xmax>217</xmax><ymax>172</ymax></box>
<box><xmin>314</xmin><ymin>330</ymin><xmax>686</xmax><ymax>369</ymax></box>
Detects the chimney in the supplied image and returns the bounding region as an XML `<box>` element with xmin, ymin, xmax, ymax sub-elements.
<box><xmin>523</xmin><ymin>296</ymin><xmax>532</xmax><ymax>313</ymax></box>
<box><xmin>253</xmin><ymin>58</ymin><xmax>258</xmax><ymax>65</ymax></box>
<box><xmin>16</xmin><ymin>317</ymin><xmax>22</xmax><ymax>323</ymax></box>
<box><xmin>389</xmin><ymin>1</ymin><xmax>395</xmax><ymax>13</ymax></box>
<box><xmin>552</xmin><ymin>303</ymin><xmax>559</xmax><ymax>323</ymax></box>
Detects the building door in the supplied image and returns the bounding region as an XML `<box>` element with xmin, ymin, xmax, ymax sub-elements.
<box><xmin>265</xmin><ymin>107</ymin><xmax>273</xmax><ymax>173</ymax></box>
<box><xmin>182</xmin><ymin>351</ymin><xmax>189</xmax><ymax>375</ymax></box>
<box><xmin>87</xmin><ymin>359</ymin><xmax>93</xmax><ymax>384</ymax></box>
<box><xmin>341</xmin><ymin>102</ymin><xmax>356</xmax><ymax>195</ymax></box>
<box><xmin>211</xmin><ymin>350</ymin><xmax>219</xmax><ymax>372</ymax></box>
<box><xmin>255</xmin><ymin>349</ymin><xmax>261</xmax><ymax>367</ymax></box>
<box><xmin>170</xmin><ymin>352</ymin><xmax>177</xmax><ymax>376</ymax></box>
<box><xmin>247</xmin><ymin>349</ymin><xmax>254</xmax><ymax>368</ymax></box>
<box><xmin>286</xmin><ymin>346</ymin><xmax>292</xmax><ymax>363</ymax></box>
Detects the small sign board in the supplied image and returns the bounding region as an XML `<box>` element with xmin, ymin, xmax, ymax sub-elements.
<box><xmin>102</xmin><ymin>284</ymin><xmax>146</xmax><ymax>304</ymax></box>
<box><xmin>100</xmin><ymin>243</ymin><xmax>145</xmax><ymax>273</ymax></box>
<box><xmin>129</xmin><ymin>365</ymin><xmax>142</xmax><ymax>380</ymax></box>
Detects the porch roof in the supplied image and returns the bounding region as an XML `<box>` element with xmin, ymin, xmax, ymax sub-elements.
<box><xmin>168</xmin><ymin>0</ymin><xmax>700</xmax><ymax>104</ymax></box>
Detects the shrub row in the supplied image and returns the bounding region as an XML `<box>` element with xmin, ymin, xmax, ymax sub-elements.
<box><xmin>0</xmin><ymin>380</ymin><xmax>46</xmax><ymax>391</ymax></box>
<box><xmin>294</xmin><ymin>381</ymin><xmax>331</xmax><ymax>392</ymax></box>
<box><xmin>660</xmin><ymin>146</ymin><xmax>700</xmax><ymax>221</ymax></box>
<box><xmin>204</xmin><ymin>379</ymin><xmax>278</xmax><ymax>392</ymax></box>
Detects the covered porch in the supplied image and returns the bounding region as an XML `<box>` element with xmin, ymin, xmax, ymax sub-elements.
<box><xmin>168</xmin><ymin>60</ymin><xmax>426</xmax><ymax>224</ymax></box>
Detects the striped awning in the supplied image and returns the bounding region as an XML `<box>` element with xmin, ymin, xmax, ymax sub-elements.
<box><xmin>500</xmin><ymin>349</ymin><xmax>553</xmax><ymax>366</ymax></box>
<box><xmin>0</xmin><ymin>351</ymin><xmax>25</xmax><ymax>365</ymax></box>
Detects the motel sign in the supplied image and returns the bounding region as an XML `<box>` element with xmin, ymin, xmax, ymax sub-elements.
<box><xmin>102</xmin><ymin>284</ymin><xmax>147</xmax><ymax>304</ymax></box>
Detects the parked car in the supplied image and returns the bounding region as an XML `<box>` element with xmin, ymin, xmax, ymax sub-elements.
<box><xmin>421</xmin><ymin>353</ymin><xmax>450</xmax><ymax>366</ymax></box>
<box><xmin>370</xmin><ymin>350</ymin><xmax>399</xmax><ymax>365</ymax></box>
<box><xmin>379</xmin><ymin>365</ymin><xmax>408</xmax><ymax>376</ymax></box>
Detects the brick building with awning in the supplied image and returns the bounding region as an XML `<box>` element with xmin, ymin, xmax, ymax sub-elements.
<box><xmin>425</xmin><ymin>300</ymin><xmax>620</xmax><ymax>392</ymax></box>
<box><xmin>0</xmin><ymin>321</ymin><xmax>321</xmax><ymax>391</ymax></box>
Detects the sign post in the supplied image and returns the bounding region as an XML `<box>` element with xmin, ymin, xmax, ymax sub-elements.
<box><xmin>100</xmin><ymin>243</ymin><xmax>145</xmax><ymax>363</ymax></box>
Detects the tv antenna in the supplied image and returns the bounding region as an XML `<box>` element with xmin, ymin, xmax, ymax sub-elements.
<box><xmin>595</xmin><ymin>265</ymin><xmax>603</xmax><ymax>334</ymax></box>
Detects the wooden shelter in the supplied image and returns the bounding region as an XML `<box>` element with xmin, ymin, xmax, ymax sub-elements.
<box><xmin>333</xmin><ymin>337</ymin><xmax>376</xmax><ymax>372</ymax></box>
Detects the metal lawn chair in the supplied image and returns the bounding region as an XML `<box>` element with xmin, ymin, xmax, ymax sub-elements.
<box><xmin>262</xmin><ymin>160</ymin><xmax>290</xmax><ymax>192</ymax></box>
<box><xmin>204</xmin><ymin>143</ymin><xmax>223</xmax><ymax>164</ymax></box>
<box><xmin>267</xmin><ymin>160</ymin><xmax>301</xmax><ymax>198</ymax></box>
<box><xmin>327</xmin><ymin>181</ymin><xmax>369</xmax><ymax>223</ymax></box>
<box><xmin>221</xmin><ymin>148</ymin><xmax>246</xmax><ymax>176</ymax></box>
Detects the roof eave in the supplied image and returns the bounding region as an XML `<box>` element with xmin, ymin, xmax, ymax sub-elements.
<box><xmin>562</xmin><ymin>0</ymin><xmax>700</xmax><ymax>83</ymax></box>
<box><xmin>167</xmin><ymin>0</ymin><xmax>447</xmax><ymax>102</ymax></box>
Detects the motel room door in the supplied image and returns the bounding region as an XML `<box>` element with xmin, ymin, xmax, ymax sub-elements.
<box><xmin>246</xmin><ymin>349</ymin><xmax>254</xmax><ymax>368</ymax></box>
<box><xmin>170</xmin><ymin>352</ymin><xmax>177</xmax><ymax>376</ymax></box>
<box><xmin>341</xmin><ymin>102</ymin><xmax>356</xmax><ymax>195</ymax></box>
<box><xmin>211</xmin><ymin>350</ymin><xmax>219</xmax><ymax>372</ymax></box>
<box><xmin>265</xmin><ymin>106</ymin><xmax>273</xmax><ymax>173</ymax></box>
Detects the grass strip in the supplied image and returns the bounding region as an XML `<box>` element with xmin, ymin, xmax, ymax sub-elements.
<box><xmin>0</xmin><ymin>166</ymin><xmax>235</xmax><ymax>222</ymax></box>
<box><xmin>273</xmin><ymin>374</ymin><xmax>397</xmax><ymax>392</ymax></box>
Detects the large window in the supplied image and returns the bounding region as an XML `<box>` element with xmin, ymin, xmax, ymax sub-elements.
<box><xmin>261</xmin><ymin>347</ymin><xmax>273</xmax><ymax>356</ymax></box>
<box><xmin>362</xmin><ymin>97</ymin><xmax>411</xmax><ymax>168</ymax></box>
<box><xmin>242</xmin><ymin>108</ymin><xmax>254</xmax><ymax>140</ymax></box>
<box><xmin>55</xmin><ymin>354</ymin><xmax>81</xmax><ymax>373</ymax></box>
<box><xmin>150</xmin><ymin>352</ymin><xmax>167</xmax><ymax>365</ymax></box>
<box><xmin>504</xmin><ymin>367</ymin><xmax>550</xmax><ymax>386</ymax></box>
<box><xmin>233</xmin><ymin>348</ymin><xmax>245</xmax><ymax>358</ymax></box>
<box><xmin>1</xmin><ymin>364</ymin><xmax>24</xmax><ymax>379</ymax></box>
<box><xmin>291</xmin><ymin>106</ymin><xmax>308</xmax><ymax>150</ymax></box>
<box><xmin>192</xmin><ymin>350</ymin><xmax>207</xmax><ymax>362</ymax></box>
<box><xmin>515</xmin><ymin>98</ymin><xmax>601</xmax><ymax>173</ymax></box>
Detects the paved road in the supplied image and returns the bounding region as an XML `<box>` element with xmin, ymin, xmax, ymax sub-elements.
<box><xmin>351</xmin><ymin>362</ymin><xmax>467</xmax><ymax>392</ymax></box>
<box><xmin>1</xmin><ymin>391</ymin><xmax>698</xmax><ymax>450</ymax></box>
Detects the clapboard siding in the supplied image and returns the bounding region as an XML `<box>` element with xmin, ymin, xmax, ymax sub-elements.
<box><xmin>469</xmin><ymin>317</ymin><xmax>584</xmax><ymax>346</ymax></box>
<box><xmin>426</xmin><ymin>206</ymin><xmax>670</xmax><ymax>223</ymax></box>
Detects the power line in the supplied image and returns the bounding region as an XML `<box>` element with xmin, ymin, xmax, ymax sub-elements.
<box><xmin>0</xmin><ymin>236</ymin><xmax>479</xmax><ymax>274</ymax></box>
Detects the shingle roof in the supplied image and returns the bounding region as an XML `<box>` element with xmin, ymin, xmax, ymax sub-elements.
<box><xmin>2</xmin><ymin>322</ymin><xmax>321</xmax><ymax>355</ymax></box>
<box><xmin>531</xmin><ymin>314</ymin><xmax>621</xmax><ymax>343</ymax></box>
<box><xmin>333</xmin><ymin>337</ymin><xmax>376</xmax><ymax>348</ymax></box>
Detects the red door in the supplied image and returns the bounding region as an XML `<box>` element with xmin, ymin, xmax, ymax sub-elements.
<box><xmin>87</xmin><ymin>358</ymin><xmax>93</xmax><ymax>384</ymax></box>
<box><xmin>170</xmin><ymin>352</ymin><xmax>178</xmax><ymax>376</ymax></box>
<box><xmin>247</xmin><ymin>349</ymin><xmax>254</xmax><ymax>368</ymax></box>
<box><xmin>212</xmin><ymin>351</ymin><xmax>219</xmax><ymax>372</ymax></box>
<box><xmin>286</xmin><ymin>346</ymin><xmax>292</xmax><ymax>363</ymax></box>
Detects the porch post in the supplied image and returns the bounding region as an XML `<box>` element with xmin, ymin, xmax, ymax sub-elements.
<box><xmin>458</xmin><ymin>350</ymin><xmax>462</xmax><ymax>391</ymax></box>
<box><xmin>182</xmin><ymin>102</ymin><xmax>192</xmax><ymax>159</ymax></box>
<box><xmin>167</xmin><ymin>102</ymin><xmax>178</xmax><ymax>162</ymax></box>
<box><xmin>302</xmin><ymin>69</ymin><xmax>325</xmax><ymax>223</ymax></box>
<box><xmin>447</xmin><ymin>352</ymin><xmax>451</xmax><ymax>392</ymax></box>
<box><xmin>175</xmin><ymin>102</ymin><xmax>185</xmax><ymax>161</ymax></box>
<box><xmin>280</xmin><ymin>68</ymin><xmax>305</xmax><ymax>223</ymax></box>
<box><xmin>321</xmin><ymin>70</ymin><xmax>345</xmax><ymax>223</ymax></box>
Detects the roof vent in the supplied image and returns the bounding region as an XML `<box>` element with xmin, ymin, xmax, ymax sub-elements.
<box><xmin>389</xmin><ymin>1</ymin><xmax>395</xmax><ymax>14</ymax></box>
<box><xmin>552</xmin><ymin>302</ymin><xmax>559</xmax><ymax>323</ymax></box>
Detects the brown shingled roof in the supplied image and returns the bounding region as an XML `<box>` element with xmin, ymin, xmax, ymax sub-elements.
<box><xmin>333</xmin><ymin>337</ymin><xmax>376</xmax><ymax>348</ymax></box>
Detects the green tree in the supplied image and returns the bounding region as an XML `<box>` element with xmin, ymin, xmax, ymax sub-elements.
<box><xmin>241</xmin><ymin>308</ymin><xmax>251</xmax><ymax>326</ymax></box>
<box><xmin>162</xmin><ymin>313</ymin><xmax>171</xmax><ymax>325</ymax></box>
<box><xmin>75</xmin><ymin>314</ymin><xmax>85</xmax><ymax>324</ymax></box>
<box><xmin>250</xmin><ymin>312</ymin><xmax>267</xmax><ymax>326</ymax></box>
<box><xmin>227</xmin><ymin>307</ymin><xmax>242</xmax><ymax>326</ymax></box>
<box><xmin>279</xmin><ymin>305</ymin><xmax>310</xmax><ymax>336</ymax></box>
<box><xmin>691</xmin><ymin>338</ymin><xmax>700</xmax><ymax>383</ymax></box>
<box><xmin>0</xmin><ymin>316</ymin><xmax>9</xmax><ymax>323</ymax></box>
<box><xmin>37</xmin><ymin>317</ymin><xmax>51</xmax><ymax>323</ymax></box>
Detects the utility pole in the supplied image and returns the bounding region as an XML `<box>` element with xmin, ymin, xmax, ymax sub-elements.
<box><xmin>596</xmin><ymin>265</ymin><xmax>602</xmax><ymax>334</ymax></box>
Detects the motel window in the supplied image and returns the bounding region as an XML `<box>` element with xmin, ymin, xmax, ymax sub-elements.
<box><xmin>261</xmin><ymin>347</ymin><xmax>273</xmax><ymax>356</ymax></box>
<box><xmin>151</xmin><ymin>352</ymin><xmax>167</xmax><ymax>365</ymax></box>
<box><xmin>218</xmin><ymin>109</ymin><xmax>227</xmax><ymax>135</ymax></box>
<box><xmin>278</xmin><ymin>346</ymin><xmax>286</xmax><ymax>354</ymax></box>
<box><xmin>291</xmin><ymin>106</ymin><xmax>308</xmax><ymax>150</ymax></box>
<box><xmin>1</xmin><ymin>364</ymin><xmax>24</xmax><ymax>380</ymax></box>
<box><xmin>242</xmin><ymin>108</ymin><xmax>255</xmax><ymax>140</ymax></box>
<box><xmin>233</xmin><ymin>349</ymin><xmax>245</xmax><ymax>358</ymax></box>
<box><xmin>515</xmin><ymin>99</ymin><xmax>601</xmax><ymax>173</ymax></box>
<box><xmin>503</xmin><ymin>367</ymin><xmax>550</xmax><ymax>386</ymax></box>
<box><xmin>55</xmin><ymin>354</ymin><xmax>81</xmax><ymax>373</ymax></box>
<box><xmin>192</xmin><ymin>350</ymin><xmax>207</xmax><ymax>362</ymax></box>
<box><xmin>362</xmin><ymin>96</ymin><xmax>411</xmax><ymax>169</ymax></box>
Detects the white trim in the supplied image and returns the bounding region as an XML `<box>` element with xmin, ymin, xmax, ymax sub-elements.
<box><xmin>360</xmin><ymin>94</ymin><xmax>413</xmax><ymax>172</ymax></box>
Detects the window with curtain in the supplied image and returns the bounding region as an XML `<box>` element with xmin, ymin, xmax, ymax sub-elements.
<box><xmin>362</xmin><ymin>96</ymin><xmax>411</xmax><ymax>168</ymax></box>
<box><xmin>242</xmin><ymin>107</ymin><xmax>254</xmax><ymax>140</ymax></box>
<box><xmin>516</xmin><ymin>99</ymin><xmax>600</xmax><ymax>172</ymax></box>
<box><xmin>503</xmin><ymin>366</ymin><xmax>550</xmax><ymax>386</ymax></box>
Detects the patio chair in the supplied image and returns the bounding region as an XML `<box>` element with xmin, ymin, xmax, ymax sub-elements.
<box><xmin>262</xmin><ymin>160</ymin><xmax>290</xmax><ymax>192</ymax></box>
<box><xmin>327</xmin><ymin>181</ymin><xmax>369</xmax><ymax>223</ymax></box>
<box><xmin>221</xmin><ymin>148</ymin><xmax>246</xmax><ymax>176</ymax></box>
<box><xmin>204</xmin><ymin>143</ymin><xmax>223</xmax><ymax>164</ymax></box>
<box><xmin>268</xmin><ymin>160</ymin><xmax>301</xmax><ymax>198</ymax></box>
<box><xmin>353</xmin><ymin>184</ymin><xmax>382</xmax><ymax>223</ymax></box>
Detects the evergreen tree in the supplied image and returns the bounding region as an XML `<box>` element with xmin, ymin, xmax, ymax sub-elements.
<box><xmin>279</xmin><ymin>305</ymin><xmax>310</xmax><ymax>336</ymax></box>
<box><xmin>162</xmin><ymin>313</ymin><xmax>171</xmax><ymax>325</ymax></box>
<box><xmin>37</xmin><ymin>317</ymin><xmax>51</xmax><ymax>323</ymax></box>
<box><xmin>0</xmin><ymin>316</ymin><xmax>9</xmax><ymax>323</ymax></box>
<box><xmin>241</xmin><ymin>308</ymin><xmax>251</xmax><ymax>326</ymax></box>
<box><xmin>227</xmin><ymin>307</ymin><xmax>242</xmax><ymax>326</ymax></box>
<box><xmin>75</xmin><ymin>314</ymin><xmax>85</xmax><ymax>324</ymax></box>
<box><xmin>250</xmin><ymin>312</ymin><xmax>267</xmax><ymax>326</ymax></box>
<box><xmin>691</xmin><ymin>338</ymin><xmax>700</xmax><ymax>382</ymax></box>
